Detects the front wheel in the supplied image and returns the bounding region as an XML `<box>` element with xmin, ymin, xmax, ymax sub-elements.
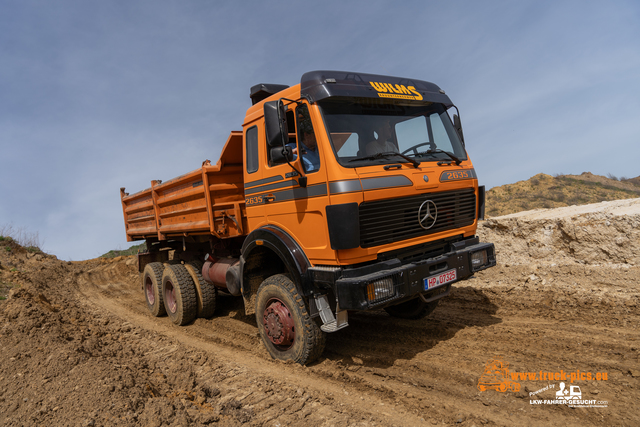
<box><xmin>384</xmin><ymin>296</ymin><xmax>439</xmax><ymax>320</ymax></box>
<box><xmin>255</xmin><ymin>274</ymin><xmax>325</xmax><ymax>365</ymax></box>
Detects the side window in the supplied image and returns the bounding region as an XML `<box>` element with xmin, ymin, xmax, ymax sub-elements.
<box><xmin>295</xmin><ymin>104</ymin><xmax>321</xmax><ymax>173</ymax></box>
<box><xmin>246</xmin><ymin>126</ymin><xmax>258</xmax><ymax>174</ymax></box>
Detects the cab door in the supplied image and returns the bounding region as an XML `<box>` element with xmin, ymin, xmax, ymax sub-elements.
<box><xmin>261</xmin><ymin>102</ymin><xmax>330</xmax><ymax>261</ymax></box>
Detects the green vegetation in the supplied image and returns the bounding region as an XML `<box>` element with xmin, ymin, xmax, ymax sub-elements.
<box><xmin>100</xmin><ymin>242</ymin><xmax>147</xmax><ymax>258</ymax></box>
<box><xmin>0</xmin><ymin>224</ymin><xmax>44</xmax><ymax>255</ymax></box>
<box><xmin>486</xmin><ymin>173</ymin><xmax>640</xmax><ymax>217</ymax></box>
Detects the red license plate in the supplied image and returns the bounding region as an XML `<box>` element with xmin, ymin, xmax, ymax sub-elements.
<box><xmin>424</xmin><ymin>268</ymin><xmax>457</xmax><ymax>290</ymax></box>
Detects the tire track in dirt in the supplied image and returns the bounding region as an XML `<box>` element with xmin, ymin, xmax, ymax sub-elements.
<box><xmin>74</xmin><ymin>260</ymin><xmax>433</xmax><ymax>426</ymax></box>
<box><xmin>73</xmin><ymin>257</ymin><xmax>640</xmax><ymax>426</ymax></box>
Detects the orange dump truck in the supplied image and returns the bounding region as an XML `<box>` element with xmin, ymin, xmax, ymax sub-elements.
<box><xmin>120</xmin><ymin>70</ymin><xmax>496</xmax><ymax>364</ymax></box>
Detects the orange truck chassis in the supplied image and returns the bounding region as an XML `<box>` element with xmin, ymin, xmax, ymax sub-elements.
<box><xmin>121</xmin><ymin>70</ymin><xmax>496</xmax><ymax>364</ymax></box>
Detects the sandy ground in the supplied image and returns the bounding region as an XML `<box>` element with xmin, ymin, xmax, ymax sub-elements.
<box><xmin>1</xmin><ymin>199</ymin><xmax>638</xmax><ymax>426</ymax></box>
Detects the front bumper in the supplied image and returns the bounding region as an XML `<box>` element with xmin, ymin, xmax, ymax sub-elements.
<box><xmin>308</xmin><ymin>237</ymin><xmax>496</xmax><ymax>311</ymax></box>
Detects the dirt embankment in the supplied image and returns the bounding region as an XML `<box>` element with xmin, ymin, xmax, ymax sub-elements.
<box><xmin>1</xmin><ymin>199</ymin><xmax>639</xmax><ymax>426</ymax></box>
<box><xmin>480</xmin><ymin>197</ymin><xmax>640</xmax><ymax>266</ymax></box>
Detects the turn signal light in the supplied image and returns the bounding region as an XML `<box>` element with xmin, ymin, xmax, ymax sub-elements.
<box><xmin>366</xmin><ymin>276</ymin><xmax>395</xmax><ymax>303</ymax></box>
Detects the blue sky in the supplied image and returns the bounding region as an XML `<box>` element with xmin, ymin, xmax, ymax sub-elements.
<box><xmin>1</xmin><ymin>0</ymin><xmax>639</xmax><ymax>260</ymax></box>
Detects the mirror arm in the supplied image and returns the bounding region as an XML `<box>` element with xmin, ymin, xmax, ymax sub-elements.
<box><xmin>276</xmin><ymin>98</ymin><xmax>307</xmax><ymax>188</ymax></box>
<box><xmin>280</xmin><ymin>97</ymin><xmax>304</xmax><ymax>107</ymax></box>
<box><xmin>282</xmin><ymin>145</ymin><xmax>307</xmax><ymax>188</ymax></box>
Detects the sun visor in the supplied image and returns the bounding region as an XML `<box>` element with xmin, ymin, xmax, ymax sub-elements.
<box><xmin>300</xmin><ymin>70</ymin><xmax>453</xmax><ymax>107</ymax></box>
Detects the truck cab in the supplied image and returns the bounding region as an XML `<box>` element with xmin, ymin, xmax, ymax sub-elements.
<box><xmin>240</xmin><ymin>71</ymin><xmax>495</xmax><ymax>358</ymax></box>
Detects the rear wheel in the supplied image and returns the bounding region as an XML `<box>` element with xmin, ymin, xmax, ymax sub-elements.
<box><xmin>384</xmin><ymin>296</ymin><xmax>439</xmax><ymax>320</ymax></box>
<box><xmin>162</xmin><ymin>264</ymin><xmax>198</xmax><ymax>326</ymax></box>
<box><xmin>143</xmin><ymin>262</ymin><xmax>165</xmax><ymax>317</ymax></box>
<box><xmin>255</xmin><ymin>274</ymin><xmax>325</xmax><ymax>365</ymax></box>
<box><xmin>184</xmin><ymin>260</ymin><xmax>217</xmax><ymax>319</ymax></box>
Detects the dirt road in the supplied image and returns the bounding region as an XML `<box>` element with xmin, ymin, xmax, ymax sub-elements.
<box><xmin>1</xmin><ymin>199</ymin><xmax>639</xmax><ymax>426</ymax></box>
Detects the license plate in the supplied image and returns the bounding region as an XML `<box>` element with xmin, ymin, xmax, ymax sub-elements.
<box><xmin>424</xmin><ymin>268</ymin><xmax>457</xmax><ymax>290</ymax></box>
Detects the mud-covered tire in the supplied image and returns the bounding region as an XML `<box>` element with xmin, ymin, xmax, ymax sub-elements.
<box><xmin>162</xmin><ymin>264</ymin><xmax>197</xmax><ymax>326</ymax></box>
<box><xmin>184</xmin><ymin>260</ymin><xmax>217</xmax><ymax>318</ymax></box>
<box><xmin>256</xmin><ymin>274</ymin><xmax>326</xmax><ymax>365</ymax></box>
<box><xmin>384</xmin><ymin>296</ymin><xmax>439</xmax><ymax>320</ymax></box>
<box><xmin>143</xmin><ymin>262</ymin><xmax>166</xmax><ymax>317</ymax></box>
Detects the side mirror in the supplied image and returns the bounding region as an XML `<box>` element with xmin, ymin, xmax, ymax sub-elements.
<box><xmin>453</xmin><ymin>114</ymin><xmax>465</xmax><ymax>145</ymax></box>
<box><xmin>270</xmin><ymin>145</ymin><xmax>293</xmax><ymax>165</ymax></box>
<box><xmin>264</xmin><ymin>100</ymin><xmax>289</xmax><ymax>148</ymax></box>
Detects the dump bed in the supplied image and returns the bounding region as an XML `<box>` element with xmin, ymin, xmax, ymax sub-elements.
<box><xmin>120</xmin><ymin>132</ymin><xmax>247</xmax><ymax>242</ymax></box>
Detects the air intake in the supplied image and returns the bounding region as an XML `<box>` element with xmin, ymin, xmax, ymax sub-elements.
<box><xmin>250</xmin><ymin>84</ymin><xmax>289</xmax><ymax>105</ymax></box>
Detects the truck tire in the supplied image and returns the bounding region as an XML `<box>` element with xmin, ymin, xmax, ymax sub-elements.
<box><xmin>255</xmin><ymin>274</ymin><xmax>326</xmax><ymax>365</ymax></box>
<box><xmin>143</xmin><ymin>262</ymin><xmax>166</xmax><ymax>317</ymax></box>
<box><xmin>162</xmin><ymin>264</ymin><xmax>198</xmax><ymax>326</ymax></box>
<box><xmin>384</xmin><ymin>296</ymin><xmax>439</xmax><ymax>320</ymax></box>
<box><xmin>184</xmin><ymin>260</ymin><xmax>217</xmax><ymax>319</ymax></box>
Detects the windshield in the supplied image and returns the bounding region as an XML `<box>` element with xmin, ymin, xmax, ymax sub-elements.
<box><xmin>319</xmin><ymin>98</ymin><xmax>467</xmax><ymax>167</ymax></box>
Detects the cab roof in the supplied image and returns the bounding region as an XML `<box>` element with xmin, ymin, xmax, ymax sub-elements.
<box><xmin>300</xmin><ymin>70</ymin><xmax>453</xmax><ymax>107</ymax></box>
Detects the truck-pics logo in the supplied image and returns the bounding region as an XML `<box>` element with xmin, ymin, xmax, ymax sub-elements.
<box><xmin>477</xmin><ymin>358</ymin><xmax>521</xmax><ymax>392</ymax></box>
<box><xmin>369</xmin><ymin>82</ymin><xmax>423</xmax><ymax>100</ymax></box>
<box><xmin>478</xmin><ymin>358</ymin><xmax>610</xmax><ymax>408</ymax></box>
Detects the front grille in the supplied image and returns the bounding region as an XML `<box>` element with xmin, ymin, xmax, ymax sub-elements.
<box><xmin>359</xmin><ymin>188</ymin><xmax>476</xmax><ymax>248</ymax></box>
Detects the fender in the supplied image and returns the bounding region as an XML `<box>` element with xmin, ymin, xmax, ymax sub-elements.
<box><xmin>240</xmin><ymin>225</ymin><xmax>315</xmax><ymax>299</ymax></box>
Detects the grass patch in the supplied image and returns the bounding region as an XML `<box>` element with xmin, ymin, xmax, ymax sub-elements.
<box><xmin>100</xmin><ymin>242</ymin><xmax>147</xmax><ymax>258</ymax></box>
<box><xmin>0</xmin><ymin>224</ymin><xmax>44</xmax><ymax>254</ymax></box>
<box><xmin>486</xmin><ymin>173</ymin><xmax>640</xmax><ymax>216</ymax></box>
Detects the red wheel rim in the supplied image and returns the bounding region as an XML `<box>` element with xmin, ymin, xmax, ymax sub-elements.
<box><xmin>165</xmin><ymin>280</ymin><xmax>177</xmax><ymax>313</ymax></box>
<box><xmin>263</xmin><ymin>298</ymin><xmax>295</xmax><ymax>349</ymax></box>
<box><xmin>145</xmin><ymin>277</ymin><xmax>155</xmax><ymax>305</ymax></box>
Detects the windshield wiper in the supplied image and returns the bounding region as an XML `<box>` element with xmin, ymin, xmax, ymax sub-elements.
<box><xmin>412</xmin><ymin>149</ymin><xmax>461</xmax><ymax>165</ymax></box>
<box><xmin>348</xmin><ymin>151</ymin><xmax>419</xmax><ymax>168</ymax></box>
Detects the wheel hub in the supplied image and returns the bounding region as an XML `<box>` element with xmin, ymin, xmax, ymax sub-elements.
<box><xmin>165</xmin><ymin>281</ymin><xmax>177</xmax><ymax>313</ymax></box>
<box><xmin>263</xmin><ymin>299</ymin><xmax>294</xmax><ymax>347</ymax></box>
<box><xmin>146</xmin><ymin>278</ymin><xmax>155</xmax><ymax>305</ymax></box>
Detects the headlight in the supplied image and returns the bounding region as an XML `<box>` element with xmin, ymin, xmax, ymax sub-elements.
<box><xmin>366</xmin><ymin>276</ymin><xmax>395</xmax><ymax>304</ymax></box>
<box><xmin>471</xmin><ymin>250</ymin><xmax>488</xmax><ymax>270</ymax></box>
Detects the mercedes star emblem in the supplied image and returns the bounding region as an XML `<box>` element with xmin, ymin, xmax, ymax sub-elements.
<box><xmin>418</xmin><ymin>200</ymin><xmax>438</xmax><ymax>229</ymax></box>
